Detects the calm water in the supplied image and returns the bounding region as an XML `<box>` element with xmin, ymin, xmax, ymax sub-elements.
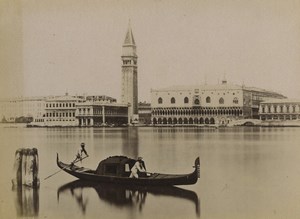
<box><xmin>1</xmin><ymin>126</ymin><xmax>300</xmax><ymax>219</ymax></box>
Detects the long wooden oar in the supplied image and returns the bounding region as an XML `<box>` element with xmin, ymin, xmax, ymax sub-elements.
<box><xmin>44</xmin><ymin>155</ymin><xmax>89</xmax><ymax>180</ymax></box>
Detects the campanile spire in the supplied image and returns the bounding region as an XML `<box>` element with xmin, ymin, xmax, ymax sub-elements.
<box><xmin>123</xmin><ymin>20</ymin><xmax>135</xmax><ymax>46</ymax></box>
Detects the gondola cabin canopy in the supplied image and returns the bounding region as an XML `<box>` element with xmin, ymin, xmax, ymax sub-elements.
<box><xmin>96</xmin><ymin>156</ymin><xmax>136</xmax><ymax>177</ymax></box>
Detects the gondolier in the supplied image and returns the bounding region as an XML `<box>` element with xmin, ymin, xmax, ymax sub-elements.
<box><xmin>44</xmin><ymin>143</ymin><xmax>90</xmax><ymax>180</ymax></box>
<box><xmin>80</xmin><ymin>143</ymin><xmax>88</xmax><ymax>157</ymax></box>
<box><xmin>70</xmin><ymin>143</ymin><xmax>89</xmax><ymax>169</ymax></box>
<box><xmin>130</xmin><ymin>157</ymin><xmax>146</xmax><ymax>178</ymax></box>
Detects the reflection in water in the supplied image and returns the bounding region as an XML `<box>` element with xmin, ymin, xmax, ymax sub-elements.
<box><xmin>122</xmin><ymin>127</ymin><xmax>139</xmax><ymax>158</ymax></box>
<box><xmin>12</xmin><ymin>186</ymin><xmax>39</xmax><ymax>217</ymax></box>
<box><xmin>57</xmin><ymin>180</ymin><xmax>200</xmax><ymax>217</ymax></box>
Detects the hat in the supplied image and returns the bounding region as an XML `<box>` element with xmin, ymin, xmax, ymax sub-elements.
<box><xmin>81</xmin><ymin>142</ymin><xmax>85</xmax><ymax>147</ymax></box>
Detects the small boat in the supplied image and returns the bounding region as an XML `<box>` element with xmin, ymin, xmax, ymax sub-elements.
<box><xmin>56</xmin><ymin>154</ymin><xmax>200</xmax><ymax>186</ymax></box>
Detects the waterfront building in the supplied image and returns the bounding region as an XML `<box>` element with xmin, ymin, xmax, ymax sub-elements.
<box><xmin>37</xmin><ymin>94</ymin><xmax>84</xmax><ymax>127</ymax></box>
<box><xmin>121</xmin><ymin>23</ymin><xmax>139</xmax><ymax>124</ymax></box>
<box><xmin>76</xmin><ymin>96</ymin><xmax>128</xmax><ymax>126</ymax></box>
<box><xmin>138</xmin><ymin>102</ymin><xmax>151</xmax><ymax>125</ymax></box>
<box><xmin>259</xmin><ymin>99</ymin><xmax>300</xmax><ymax>121</ymax></box>
<box><xmin>1</xmin><ymin>94</ymin><xmax>128</xmax><ymax>127</ymax></box>
<box><xmin>151</xmin><ymin>80</ymin><xmax>286</xmax><ymax>125</ymax></box>
<box><xmin>0</xmin><ymin>96</ymin><xmax>46</xmax><ymax>123</ymax></box>
<box><xmin>23</xmin><ymin>97</ymin><xmax>46</xmax><ymax>123</ymax></box>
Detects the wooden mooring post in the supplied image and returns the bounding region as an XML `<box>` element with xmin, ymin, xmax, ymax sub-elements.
<box><xmin>12</xmin><ymin>148</ymin><xmax>40</xmax><ymax>188</ymax></box>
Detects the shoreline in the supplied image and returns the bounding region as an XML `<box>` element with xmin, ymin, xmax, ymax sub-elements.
<box><xmin>1</xmin><ymin>122</ymin><xmax>300</xmax><ymax>128</ymax></box>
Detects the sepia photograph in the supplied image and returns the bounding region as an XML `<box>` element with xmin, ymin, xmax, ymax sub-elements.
<box><xmin>1</xmin><ymin>0</ymin><xmax>300</xmax><ymax>218</ymax></box>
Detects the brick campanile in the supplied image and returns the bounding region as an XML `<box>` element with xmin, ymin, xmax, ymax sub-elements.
<box><xmin>121</xmin><ymin>22</ymin><xmax>138</xmax><ymax>124</ymax></box>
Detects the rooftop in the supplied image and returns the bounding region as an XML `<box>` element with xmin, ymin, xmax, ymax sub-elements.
<box><xmin>261</xmin><ymin>99</ymin><xmax>300</xmax><ymax>104</ymax></box>
<box><xmin>151</xmin><ymin>82</ymin><xmax>285</xmax><ymax>97</ymax></box>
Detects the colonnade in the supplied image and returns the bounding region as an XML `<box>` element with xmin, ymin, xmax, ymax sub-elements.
<box><xmin>152</xmin><ymin>107</ymin><xmax>243</xmax><ymax>125</ymax></box>
<box><xmin>152</xmin><ymin>107</ymin><xmax>243</xmax><ymax>117</ymax></box>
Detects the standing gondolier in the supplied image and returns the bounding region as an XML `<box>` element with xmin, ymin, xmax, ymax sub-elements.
<box><xmin>80</xmin><ymin>142</ymin><xmax>88</xmax><ymax>157</ymax></box>
<box><xmin>70</xmin><ymin>143</ymin><xmax>89</xmax><ymax>169</ymax></box>
<box><xmin>44</xmin><ymin>143</ymin><xmax>90</xmax><ymax>180</ymax></box>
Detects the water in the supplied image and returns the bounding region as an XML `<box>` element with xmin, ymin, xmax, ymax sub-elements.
<box><xmin>1</xmin><ymin>126</ymin><xmax>300</xmax><ymax>219</ymax></box>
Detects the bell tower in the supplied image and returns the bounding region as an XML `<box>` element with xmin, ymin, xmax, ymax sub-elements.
<box><xmin>121</xmin><ymin>22</ymin><xmax>138</xmax><ymax>124</ymax></box>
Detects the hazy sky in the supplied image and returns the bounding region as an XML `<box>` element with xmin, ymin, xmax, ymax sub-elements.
<box><xmin>1</xmin><ymin>0</ymin><xmax>300</xmax><ymax>101</ymax></box>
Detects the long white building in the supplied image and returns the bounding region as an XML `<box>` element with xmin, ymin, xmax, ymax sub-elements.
<box><xmin>151</xmin><ymin>80</ymin><xmax>286</xmax><ymax>125</ymax></box>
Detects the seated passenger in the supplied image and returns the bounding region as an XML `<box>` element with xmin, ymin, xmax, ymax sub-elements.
<box><xmin>130</xmin><ymin>157</ymin><xmax>146</xmax><ymax>178</ymax></box>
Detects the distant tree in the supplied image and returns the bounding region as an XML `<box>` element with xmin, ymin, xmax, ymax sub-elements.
<box><xmin>26</xmin><ymin>117</ymin><xmax>33</xmax><ymax>123</ymax></box>
<box><xmin>15</xmin><ymin>116</ymin><xmax>33</xmax><ymax>123</ymax></box>
<box><xmin>1</xmin><ymin>116</ymin><xmax>7</xmax><ymax>123</ymax></box>
<box><xmin>15</xmin><ymin>117</ymin><xmax>24</xmax><ymax>123</ymax></box>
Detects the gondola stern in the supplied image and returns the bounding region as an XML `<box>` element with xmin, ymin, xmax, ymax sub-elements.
<box><xmin>56</xmin><ymin>153</ymin><xmax>60</xmax><ymax>165</ymax></box>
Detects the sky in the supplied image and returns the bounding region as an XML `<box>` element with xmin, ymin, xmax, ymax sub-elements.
<box><xmin>1</xmin><ymin>0</ymin><xmax>300</xmax><ymax>101</ymax></box>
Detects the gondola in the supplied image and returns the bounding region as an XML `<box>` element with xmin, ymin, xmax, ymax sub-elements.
<box><xmin>56</xmin><ymin>154</ymin><xmax>200</xmax><ymax>186</ymax></box>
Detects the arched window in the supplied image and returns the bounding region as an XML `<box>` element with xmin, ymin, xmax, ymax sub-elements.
<box><xmin>194</xmin><ymin>99</ymin><xmax>200</xmax><ymax>105</ymax></box>
<box><xmin>233</xmin><ymin>97</ymin><xmax>238</xmax><ymax>104</ymax></box>
<box><xmin>158</xmin><ymin>97</ymin><xmax>163</xmax><ymax>104</ymax></box>
<box><xmin>178</xmin><ymin>118</ymin><xmax>183</xmax><ymax>124</ymax></box>
<box><xmin>205</xmin><ymin>118</ymin><xmax>210</xmax><ymax>124</ymax></box>
<box><xmin>200</xmin><ymin>117</ymin><xmax>204</xmax><ymax>124</ymax></box>
<box><xmin>184</xmin><ymin>97</ymin><xmax>189</xmax><ymax>104</ymax></box>
<box><xmin>171</xmin><ymin>97</ymin><xmax>176</xmax><ymax>104</ymax></box>
<box><xmin>206</xmin><ymin>96</ymin><xmax>211</xmax><ymax>103</ymax></box>
<box><xmin>219</xmin><ymin>98</ymin><xmax>224</xmax><ymax>104</ymax></box>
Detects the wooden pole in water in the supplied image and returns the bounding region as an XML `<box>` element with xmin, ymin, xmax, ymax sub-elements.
<box><xmin>12</xmin><ymin>148</ymin><xmax>39</xmax><ymax>188</ymax></box>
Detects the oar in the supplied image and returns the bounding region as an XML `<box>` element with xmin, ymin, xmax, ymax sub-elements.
<box><xmin>44</xmin><ymin>155</ymin><xmax>89</xmax><ymax>180</ymax></box>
